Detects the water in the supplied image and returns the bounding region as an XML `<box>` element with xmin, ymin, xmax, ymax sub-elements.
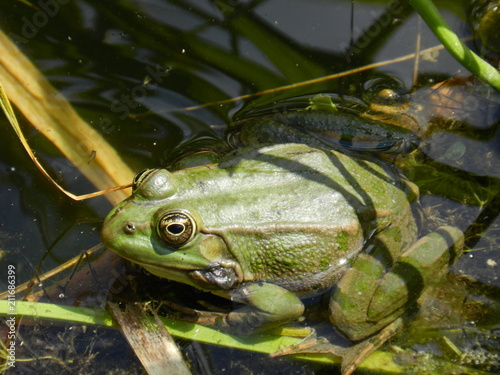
<box><xmin>0</xmin><ymin>0</ymin><xmax>499</xmax><ymax>373</ymax></box>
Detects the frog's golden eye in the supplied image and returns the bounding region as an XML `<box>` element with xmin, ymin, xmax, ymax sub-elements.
<box><xmin>132</xmin><ymin>169</ymin><xmax>156</xmax><ymax>191</ymax></box>
<box><xmin>157</xmin><ymin>211</ymin><xmax>197</xmax><ymax>246</ymax></box>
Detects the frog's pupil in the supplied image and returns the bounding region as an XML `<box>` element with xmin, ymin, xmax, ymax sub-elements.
<box><xmin>158</xmin><ymin>211</ymin><xmax>197</xmax><ymax>245</ymax></box>
<box><xmin>168</xmin><ymin>223</ymin><xmax>185</xmax><ymax>235</ymax></box>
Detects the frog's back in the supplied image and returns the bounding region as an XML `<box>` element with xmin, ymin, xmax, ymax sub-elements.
<box><xmin>173</xmin><ymin>143</ymin><xmax>415</xmax><ymax>294</ymax></box>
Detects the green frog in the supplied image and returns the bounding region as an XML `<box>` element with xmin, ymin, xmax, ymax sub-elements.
<box><xmin>101</xmin><ymin>108</ymin><xmax>463</xmax><ymax>373</ymax></box>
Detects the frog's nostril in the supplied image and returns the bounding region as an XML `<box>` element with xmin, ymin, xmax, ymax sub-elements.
<box><xmin>124</xmin><ymin>223</ymin><xmax>136</xmax><ymax>234</ymax></box>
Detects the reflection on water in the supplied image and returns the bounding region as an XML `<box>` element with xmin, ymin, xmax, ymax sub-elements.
<box><xmin>0</xmin><ymin>0</ymin><xmax>499</xmax><ymax>374</ymax></box>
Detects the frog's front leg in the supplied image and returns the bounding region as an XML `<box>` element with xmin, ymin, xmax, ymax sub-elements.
<box><xmin>222</xmin><ymin>282</ymin><xmax>305</xmax><ymax>334</ymax></box>
<box><xmin>167</xmin><ymin>282</ymin><xmax>305</xmax><ymax>335</ymax></box>
<box><xmin>330</xmin><ymin>226</ymin><xmax>464</xmax><ymax>342</ymax></box>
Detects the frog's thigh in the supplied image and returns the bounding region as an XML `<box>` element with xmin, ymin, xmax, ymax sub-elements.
<box><xmin>225</xmin><ymin>282</ymin><xmax>305</xmax><ymax>334</ymax></box>
<box><xmin>330</xmin><ymin>226</ymin><xmax>463</xmax><ymax>342</ymax></box>
<box><xmin>329</xmin><ymin>247</ymin><xmax>389</xmax><ymax>341</ymax></box>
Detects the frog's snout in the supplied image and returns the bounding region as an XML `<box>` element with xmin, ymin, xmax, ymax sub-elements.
<box><xmin>101</xmin><ymin>206</ymin><xmax>136</xmax><ymax>248</ymax></box>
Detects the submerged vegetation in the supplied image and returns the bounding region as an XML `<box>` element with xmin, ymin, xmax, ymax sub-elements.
<box><xmin>0</xmin><ymin>0</ymin><xmax>499</xmax><ymax>373</ymax></box>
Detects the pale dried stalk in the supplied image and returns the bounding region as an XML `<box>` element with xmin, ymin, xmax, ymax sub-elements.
<box><xmin>0</xmin><ymin>30</ymin><xmax>133</xmax><ymax>205</ymax></box>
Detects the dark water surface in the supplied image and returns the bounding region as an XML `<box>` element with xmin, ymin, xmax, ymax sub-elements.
<box><xmin>0</xmin><ymin>0</ymin><xmax>499</xmax><ymax>373</ymax></box>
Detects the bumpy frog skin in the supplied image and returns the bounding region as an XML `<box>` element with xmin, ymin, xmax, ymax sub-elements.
<box><xmin>104</xmin><ymin>143</ymin><xmax>410</xmax><ymax>289</ymax></box>
<box><xmin>101</xmin><ymin>111</ymin><xmax>463</xmax><ymax>372</ymax></box>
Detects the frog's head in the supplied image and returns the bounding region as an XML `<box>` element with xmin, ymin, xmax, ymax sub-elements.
<box><xmin>101</xmin><ymin>169</ymin><xmax>241</xmax><ymax>292</ymax></box>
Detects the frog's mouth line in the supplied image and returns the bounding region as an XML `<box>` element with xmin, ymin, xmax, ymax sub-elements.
<box><xmin>123</xmin><ymin>258</ymin><xmax>236</xmax><ymax>292</ymax></box>
<box><xmin>124</xmin><ymin>258</ymin><xmax>196</xmax><ymax>278</ymax></box>
<box><xmin>189</xmin><ymin>264</ymin><xmax>238</xmax><ymax>290</ymax></box>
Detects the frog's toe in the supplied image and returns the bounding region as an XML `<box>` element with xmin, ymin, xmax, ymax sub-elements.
<box><xmin>271</xmin><ymin>331</ymin><xmax>344</xmax><ymax>362</ymax></box>
<box><xmin>272</xmin><ymin>318</ymin><xmax>403</xmax><ymax>375</ymax></box>
<box><xmin>336</xmin><ymin>318</ymin><xmax>402</xmax><ymax>375</ymax></box>
<box><xmin>161</xmin><ymin>300</ymin><xmax>228</xmax><ymax>327</ymax></box>
<box><xmin>270</xmin><ymin>331</ymin><xmax>362</xmax><ymax>375</ymax></box>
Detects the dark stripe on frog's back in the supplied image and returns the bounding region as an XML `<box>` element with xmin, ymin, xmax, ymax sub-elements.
<box><xmin>194</xmin><ymin>144</ymin><xmax>403</xmax><ymax>209</ymax></box>
<box><xmin>173</xmin><ymin>154</ymin><xmax>366</xmax><ymax>234</ymax></box>
<box><xmin>171</xmin><ymin>144</ymin><xmax>407</xmax><ymax>229</ymax></box>
<box><xmin>174</xmin><ymin>143</ymin><xmax>405</xmax><ymax>226</ymax></box>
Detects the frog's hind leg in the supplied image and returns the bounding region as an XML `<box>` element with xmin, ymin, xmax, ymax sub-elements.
<box><xmin>367</xmin><ymin>226</ymin><xmax>463</xmax><ymax>323</ymax></box>
<box><xmin>330</xmin><ymin>226</ymin><xmax>463</xmax><ymax>342</ymax></box>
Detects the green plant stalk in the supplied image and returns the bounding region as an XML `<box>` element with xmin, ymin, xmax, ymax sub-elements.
<box><xmin>0</xmin><ymin>300</ymin><xmax>410</xmax><ymax>371</ymax></box>
<box><xmin>0</xmin><ymin>300</ymin><xmax>490</xmax><ymax>373</ymax></box>
<box><xmin>0</xmin><ymin>300</ymin><xmax>332</xmax><ymax>363</ymax></box>
<box><xmin>410</xmin><ymin>0</ymin><xmax>500</xmax><ymax>92</ymax></box>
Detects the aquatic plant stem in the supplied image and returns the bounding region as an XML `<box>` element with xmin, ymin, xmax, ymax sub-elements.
<box><xmin>410</xmin><ymin>0</ymin><xmax>500</xmax><ymax>92</ymax></box>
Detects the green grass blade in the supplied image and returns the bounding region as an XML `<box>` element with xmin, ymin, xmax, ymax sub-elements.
<box><xmin>410</xmin><ymin>0</ymin><xmax>500</xmax><ymax>92</ymax></box>
<box><xmin>0</xmin><ymin>300</ymin><xmax>490</xmax><ymax>374</ymax></box>
<box><xmin>0</xmin><ymin>300</ymin><xmax>335</xmax><ymax>363</ymax></box>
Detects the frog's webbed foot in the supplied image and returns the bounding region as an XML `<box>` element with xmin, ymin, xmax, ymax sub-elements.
<box><xmin>161</xmin><ymin>300</ymin><xmax>230</xmax><ymax>328</ymax></box>
<box><xmin>161</xmin><ymin>281</ymin><xmax>305</xmax><ymax>334</ymax></box>
<box><xmin>272</xmin><ymin>318</ymin><xmax>403</xmax><ymax>375</ymax></box>
<box><xmin>271</xmin><ymin>330</ymin><xmax>345</xmax><ymax>359</ymax></box>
